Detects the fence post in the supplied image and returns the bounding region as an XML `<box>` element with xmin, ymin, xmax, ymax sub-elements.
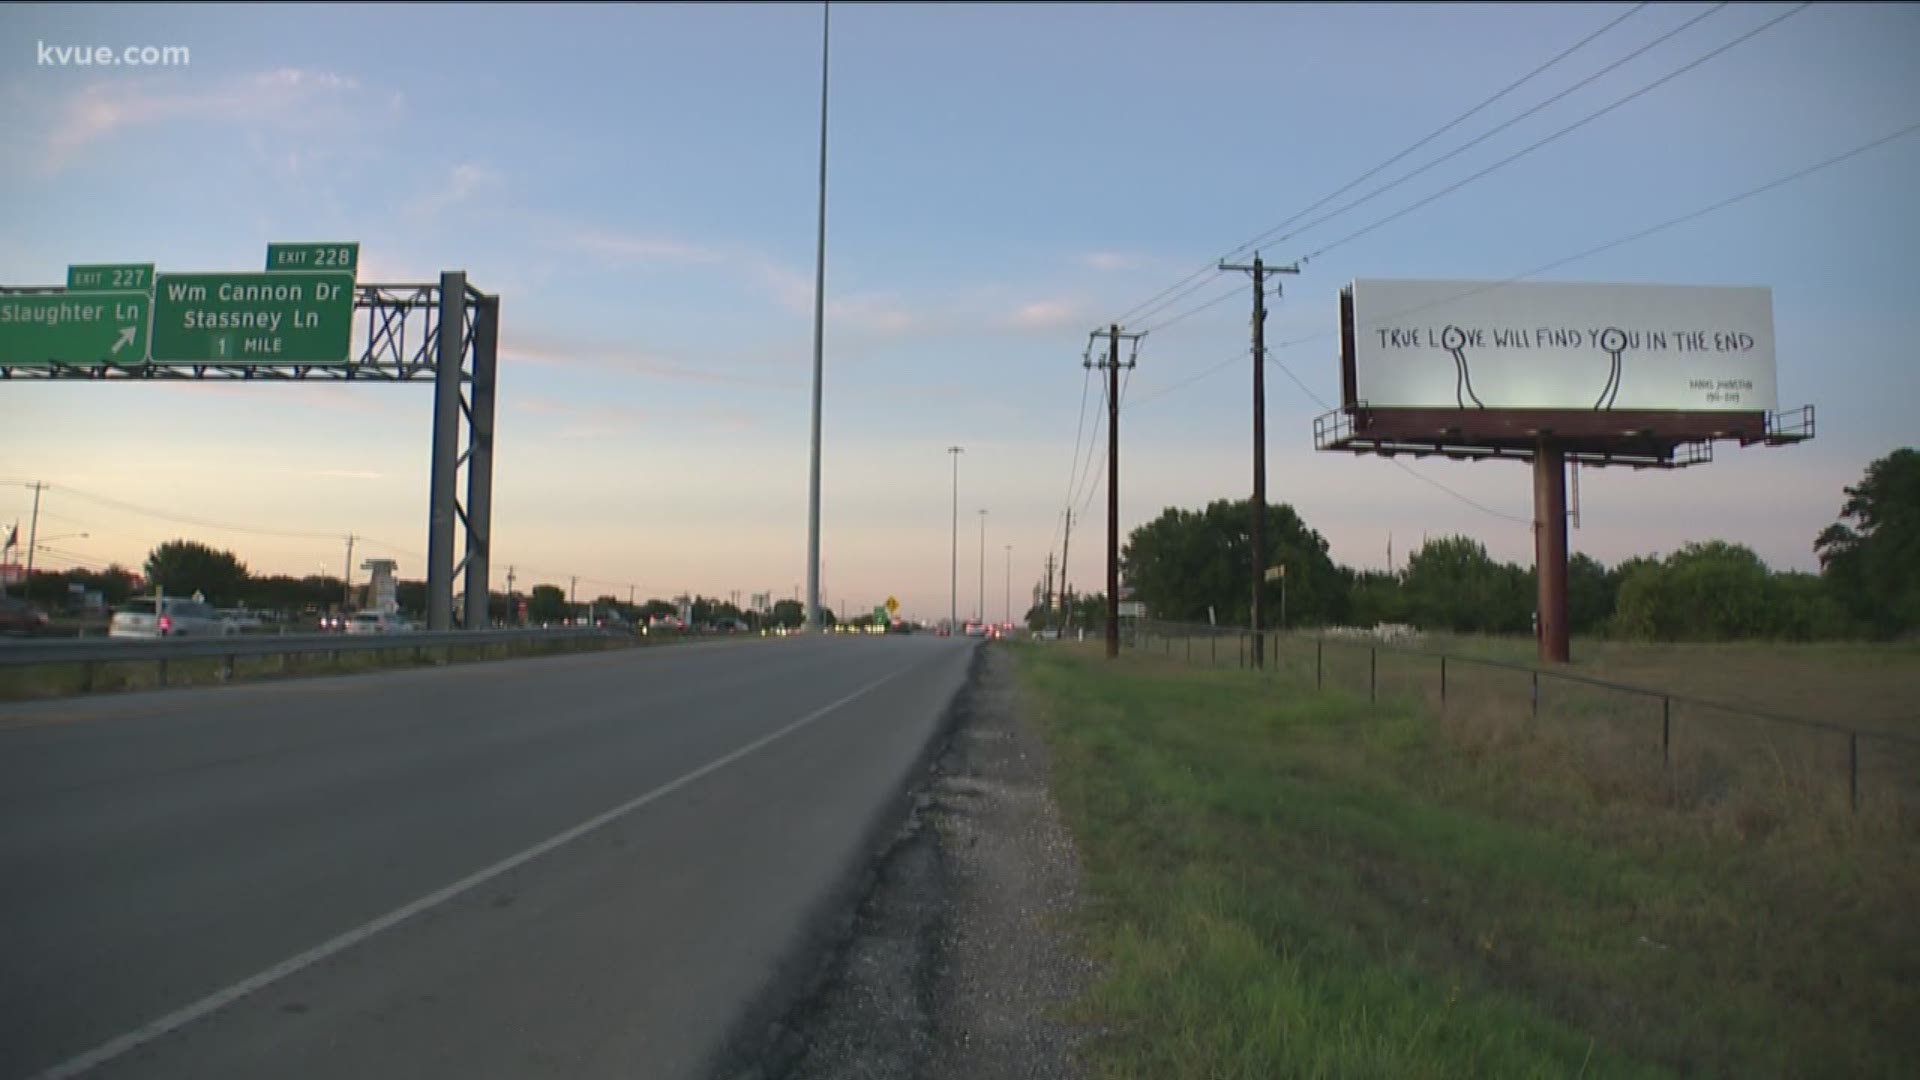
<box><xmin>1440</xmin><ymin>655</ymin><xmax>1447</xmax><ymax>706</ymax></box>
<box><xmin>1849</xmin><ymin>732</ymin><xmax>1859</xmax><ymax>813</ymax></box>
<box><xmin>1315</xmin><ymin>640</ymin><xmax>1323</xmax><ymax>691</ymax></box>
<box><xmin>1662</xmin><ymin>696</ymin><xmax>1671</xmax><ymax>767</ymax></box>
<box><xmin>1531</xmin><ymin>670</ymin><xmax>1539</xmax><ymax>718</ymax></box>
<box><xmin>1369</xmin><ymin>647</ymin><xmax>1377</xmax><ymax>705</ymax></box>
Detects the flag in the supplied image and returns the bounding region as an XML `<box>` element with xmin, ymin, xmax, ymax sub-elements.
<box><xmin>2</xmin><ymin>523</ymin><xmax>15</xmax><ymax>551</ymax></box>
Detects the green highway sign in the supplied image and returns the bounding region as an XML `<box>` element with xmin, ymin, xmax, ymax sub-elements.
<box><xmin>0</xmin><ymin>291</ymin><xmax>150</xmax><ymax>366</ymax></box>
<box><xmin>874</xmin><ymin>605</ymin><xmax>890</xmax><ymax>624</ymax></box>
<box><xmin>67</xmin><ymin>264</ymin><xmax>154</xmax><ymax>292</ymax></box>
<box><xmin>151</xmin><ymin>271</ymin><xmax>355</xmax><ymax>364</ymax></box>
<box><xmin>266</xmin><ymin>242</ymin><xmax>359</xmax><ymax>277</ymax></box>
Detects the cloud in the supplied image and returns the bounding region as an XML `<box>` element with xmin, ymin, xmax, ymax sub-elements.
<box><xmin>1077</xmin><ymin>252</ymin><xmax>1146</xmax><ymax>272</ymax></box>
<box><xmin>501</xmin><ymin>338</ymin><xmax>803</xmax><ymax>391</ymax></box>
<box><xmin>411</xmin><ymin>162</ymin><xmax>503</xmax><ymax>216</ymax></box>
<box><xmin>41</xmin><ymin>67</ymin><xmax>365</xmax><ymax>173</ymax></box>
<box><xmin>1005</xmin><ymin>299</ymin><xmax>1083</xmax><ymax>332</ymax></box>
<box><xmin>514</xmin><ymin>395</ymin><xmax>650</xmax><ymax>438</ymax></box>
<box><xmin>566</xmin><ymin>230</ymin><xmax>727</xmax><ymax>265</ymax></box>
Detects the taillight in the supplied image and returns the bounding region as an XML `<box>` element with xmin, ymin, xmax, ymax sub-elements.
<box><xmin>159</xmin><ymin>616</ymin><xmax>173</xmax><ymax>633</ymax></box>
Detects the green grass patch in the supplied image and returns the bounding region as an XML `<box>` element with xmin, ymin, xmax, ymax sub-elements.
<box><xmin>1016</xmin><ymin>642</ymin><xmax>1918</xmax><ymax>1079</ymax></box>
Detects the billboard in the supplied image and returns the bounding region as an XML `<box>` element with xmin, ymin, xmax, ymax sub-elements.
<box><xmin>1343</xmin><ymin>279</ymin><xmax>1776</xmax><ymax>414</ymax></box>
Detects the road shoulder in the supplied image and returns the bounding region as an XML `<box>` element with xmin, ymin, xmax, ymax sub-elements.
<box><xmin>765</xmin><ymin>644</ymin><xmax>1096</xmax><ymax>1080</ymax></box>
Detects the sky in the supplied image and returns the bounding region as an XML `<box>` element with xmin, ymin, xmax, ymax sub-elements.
<box><xmin>1</xmin><ymin>1</ymin><xmax>1917</xmax><ymax>623</ymax></box>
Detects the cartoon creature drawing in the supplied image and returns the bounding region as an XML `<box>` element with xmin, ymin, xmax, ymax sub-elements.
<box><xmin>1594</xmin><ymin>327</ymin><xmax>1628</xmax><ymax>410</ymax></box>
<box><xmin>1441</xmin><ymin>325</ymin><xmax>1484</xmax><ymax>408</ymax></box>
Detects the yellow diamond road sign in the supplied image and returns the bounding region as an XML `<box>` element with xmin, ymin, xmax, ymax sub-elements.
<box><xmin>885</xmin><ymin>596</ymin><xmax>899</xmax><ymax>614</ymax></box>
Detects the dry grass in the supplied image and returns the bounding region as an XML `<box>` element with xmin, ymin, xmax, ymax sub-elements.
<box><xmin>1023</xmin><ymin>637</ymin><xmax>1920</xmax><ymax>1078</ymax></box>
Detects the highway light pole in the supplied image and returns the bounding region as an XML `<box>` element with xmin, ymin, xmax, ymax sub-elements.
<box><xmin>947</xmin><ymin>446</ymin><xmax>963</xmax><ymax>631</ymax></box>
<box><xmin>1004</xmin><ymin>543</ymin><xmax>1011</xmax><ymax>625</ymax></box>
<box><xmin>803</xmin><ymin>1</ymin><xmax>831</xmax><ymax>633</ymax></box>
<box><xmin>977</xmin><ymin>508</ymin><xmax>987</xmax><ymax>623</ymax></box>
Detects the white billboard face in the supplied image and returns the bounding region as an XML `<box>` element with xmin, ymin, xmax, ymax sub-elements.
<box><xmin>1347</xmin><ymin>279</ymin><xmax>1776</xmax><ymax>413</ymax></box>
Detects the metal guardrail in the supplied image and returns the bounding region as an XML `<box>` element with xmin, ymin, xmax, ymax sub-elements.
<box><xmin>0</xmin><ymin>627</ymin><xmax>624</xmax><ymax>669</ymax></box>
<box><xmin>1131</xmin><ymin>619</ymin><xmax>1918</xmax><ymax>812</ymax></box>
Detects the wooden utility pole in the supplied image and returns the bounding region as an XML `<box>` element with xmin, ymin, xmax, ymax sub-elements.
<box><xmin>1058</xmin><ymin>508</ymin><xmax>1073</xmax><ymax>626</ymax></box>
<box><xmin>1088</xmin><ymin>325</ymin><xmax>1142</xmax><ymax>659</ymax></box>
<box><xmin>1219</xmin><ymin>253</ymin><xmax>1298</xmax><ymax>669</ymax></box>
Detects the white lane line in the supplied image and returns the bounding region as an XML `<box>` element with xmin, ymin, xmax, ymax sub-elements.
<box><xmin>32</xmin><ymin>668</ymin><xmax>908</xmax><ymax>1080</ymax></box>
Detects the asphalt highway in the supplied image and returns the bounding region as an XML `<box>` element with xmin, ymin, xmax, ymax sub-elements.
<box><xmin>0</xmin><ymin>634</ymin><xmax>975</xmax><ymax>1079</ymax></box>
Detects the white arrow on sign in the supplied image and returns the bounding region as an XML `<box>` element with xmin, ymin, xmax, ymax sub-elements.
<box><xmin>111</xmin><ymin>326</ymin><xmax>136</xmax><ymax>355</ymax></box>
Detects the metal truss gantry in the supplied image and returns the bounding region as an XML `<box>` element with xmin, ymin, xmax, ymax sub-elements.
<box><xmin>0</xmin><ymin>272</ymin><xmax>498</xmax><ymax>631</ymax></box>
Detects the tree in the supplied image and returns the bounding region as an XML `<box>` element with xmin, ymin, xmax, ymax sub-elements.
<box><xmin>1612</xmin><ymin>542</ymin><xmax>1774</xmax><ymax>642</ymax></box>
<box><xmin>1815</xmin><ymin>447</ymin><xmax>1920</xmax><ymax>637</ymax></box>
<box><xmin>1401</xmin><ymin>536</ymin><xmax>1531</xmax><ymax>634</ymax></box>
<box><xmin>769</xmin><ymin>599</ymin><xmax>805</xmax><ymax>629</ymax></box>
<box><xmin>527</xmin><ymin>584</ymin><xmax>568</xmax><ymax>624</ymax></box>
<box><xmin>1122</xmin><ymin>499</ymin><xmax>1344</xmax><ymax>628</ymax></box>
<box><xmin>1566</xmin><ymin>552</ymin><xmax>1614</xmax><ymax>637</ymax></box>
<box><xmin>1344</xmin><ymin>569</ymin><xmax>1407</xmax><ymax>627</ymax></box>
<box><xmin>143</xmin><ymin>540</ymin><xmax>249</xmax><ymax>604</ymax></box>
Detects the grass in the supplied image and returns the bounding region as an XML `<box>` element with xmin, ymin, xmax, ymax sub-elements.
<box><xmin>0</xmin><ymin>633</ymin><xmax>668</xmax><ymax>702</ymax></box>
<box><xmin>1014</xmin><ymin>640</ymin><xmax>1919</xmax><ymax>1079</ymax></box>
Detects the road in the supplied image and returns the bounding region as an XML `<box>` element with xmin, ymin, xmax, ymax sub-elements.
<box><xmin>0</xmin><ymin>634</ymin><xmax>974</xmax><ymax>1079</ymax></box>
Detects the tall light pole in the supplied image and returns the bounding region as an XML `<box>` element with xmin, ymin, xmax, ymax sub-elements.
<box><xmin>803</xmin><ymin>1</ymin><xmax>831</xmax><ymax>633</ymax></box>
<box><xmin>947</xmin><ymin>446</ymin><xmax>963</xmax><ymax>631</ymax></box>
<box><xmin>976</xmin><ymin>508</ymin><xmax>988</xmax><ymax>622</ymax></box>
<box><xmin>1004</xmin><ymin>543</ymin><xmax>1012</xmax><ymax>625</ymax></box>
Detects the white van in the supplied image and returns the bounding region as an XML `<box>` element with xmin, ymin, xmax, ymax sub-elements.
<box><xmin>109</xmin><ymin>598</ymin><xmax>233</xmax><ymax>638</ymax></box>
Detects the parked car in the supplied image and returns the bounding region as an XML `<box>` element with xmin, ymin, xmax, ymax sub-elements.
<box><xmin>344</xmin><ymin>611</ymin><xmax>416</xmax><ymax>635</ymax></box>
<box><xmin>0</xmin><ymin>597</ymin><xmax>50</xmax><ymax>636</ymax></box>
<box><xmin>109</xmin><ymin>598</ymin><xmax>231</xmax><ymax>638</ymax></box>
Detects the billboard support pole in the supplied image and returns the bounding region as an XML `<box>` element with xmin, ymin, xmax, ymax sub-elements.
<box><xmin>1533</xmin><ymin>442</ymin><xmax>1571</xmax><ymax>664</ymax></box>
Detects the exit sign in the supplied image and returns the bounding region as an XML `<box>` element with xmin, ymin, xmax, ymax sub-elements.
<box><xmin>266</xmin><ymin>242</ymin><xmax>359</xmax><ymax>276</ymax></box>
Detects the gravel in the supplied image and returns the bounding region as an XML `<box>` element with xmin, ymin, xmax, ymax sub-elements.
<box><xmin>759</xmin><ymin>645</ymin><xmax>1096</xmax><ymax>1080</ymax></box>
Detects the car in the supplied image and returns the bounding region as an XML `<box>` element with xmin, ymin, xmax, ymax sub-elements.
<box><xmin>109</xmin><ymin>598</ymin><xmax>231</xmax><ymax>638</ymax></box>
<box><xmin>0</xmin><ymin>596</ymin><xmax>50</xmax><ymax>636</ymax></box>
<box><xmin>344</xmin><ymin>611</ymin><xmax>416</xmax><ymax>635</ymax></box>
<box><xmin>217</xmin><ymin>609</ymin><xmax>266</xmax><ymax>632</ymax></box>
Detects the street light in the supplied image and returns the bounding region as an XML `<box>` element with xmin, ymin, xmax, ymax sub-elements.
<box><xmin>1004</xmin><ymin>543</ymin><xmax>1012</xmax><ymax>626</ymax></box>
<box><xmin>977</xmin><ymin>509</ymin><xmax>987</xmax><ymax>623</ymax></box>
<box><xmin>947</xmin><ymin>446</ymin><xmax>963</xmax><ymax>631</ymax></box>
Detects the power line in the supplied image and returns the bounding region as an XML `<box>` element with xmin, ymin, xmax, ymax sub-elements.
<box><xmin>1108</xmin><ymin>1</ymin><xmax>1653</xmax><ymax>329</ymax></box>
<box><xmin>1272</xmin><ymin>115</ymin><xmax>1920</xmax><ymax>354</ymax></box>
<box><xmin>48</xmin><ymin>484</ymin><xmax>348</xmax><ymax>542</ymax></box>
<box><xmin>1298</xmin><ymin>2</ymin><xmax>1812</xmax><ymax>264</ymax></box>
<box><xmin>1250</xmin><ymin>3</ymin><xmax>1727</xmax><ymax>262</ymax></box>
<box><xmin>1054</xmin><ymin>364</ymin><xmax>1096</xmax><ymax>556</ymax></box>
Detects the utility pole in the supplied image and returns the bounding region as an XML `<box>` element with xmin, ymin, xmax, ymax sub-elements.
<box><xmin>21</xmin><ymin>482</ymin><xmax>44</xmax><ymax>606</ymax></box>
<box><xmin>342</xmin><ymin>534</ymin><xmax>356</xmax><ymax>612</ymax></box>
<box><xmin>947</xmin><ymin>446</ymin><xmax>963</xmax><ymax>631</ymax></box>
<box><xmin>1088</xmin><ymin>325</ymin><xmax>1142</xmax><ymax>659</ymax></box>
<box><xmin>1004</xmin><ymin>543</ymin><xmax>1012</xmax><ymax>625</ymax></box>
<box><xmin>1043</xmin><ymin>552</ymin><xmax>1057</xmax><ymax>628</ymax></box>
<box><xmin>976</xmin><ymin>508</ymin><xmax>987</xmax><ymax>623</ymax></box>
<box><xmin>1059</xmin><ymin>508</ymin><xmax>1073</xmax><ymax>625</ymax></box>
<box><xmin>1219</xmin><ymin>252</ymin><xmax>1298</xmax><ymax>670</ymax></box>
<box><xmin>570</xmin><ymin>575</ymin><xmax>578</xmax><ymax>622</ymax></box>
